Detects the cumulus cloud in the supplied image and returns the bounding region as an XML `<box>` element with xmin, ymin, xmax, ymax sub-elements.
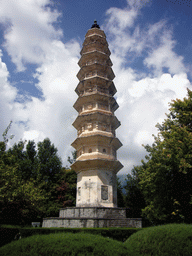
<box><xmin>104</xmin><ymin>2</ymin><xmax>191</xmax><ymax>173</ymax></box>
<box><xmin>0</xmin><ymin>0</ymin><xmax>191</xmax><ymax>174</ymax></box>
<box><xmin>144</xmin><ymin>31</ymin><xmax>185</xmax><ymax>75</ymax></box>
<box><xmin>0</xmin><ymin>0</ymin><xmax>80</xmax><ymax>166</ymax></box>
<box><xmin>0</xmin><ymin>0</ymin><xmax>62</xmax><ymax>71</ymax></box>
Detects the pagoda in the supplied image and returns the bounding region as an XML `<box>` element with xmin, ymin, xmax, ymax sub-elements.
<box><xmin>42</xmin><ymin>22</ymin><xmax>142</xmax><ymax>228</ymax></box>
<box><xmin>71</xmin><ymin>20</ymin><xmax>123</xmax><ymax>207</ymax></box>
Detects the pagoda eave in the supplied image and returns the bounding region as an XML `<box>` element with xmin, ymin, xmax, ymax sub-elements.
<box><xmin>72</xmin><ymin>112</ymin><xmax>121</xmax><ymax>130</ymax></box>
<box><xmin>78</xmin><ymin>51</ymin><xmax>112</xmax><ymax>67</ymax></box>
<box><xmin>71</xmin><ymin>134</ymin><xmax>122</xmax><ymax>150</ymax></box>
<box><xmin>73</xmin><ymin>93</ymin><xmax>119</xmax><ymax>112</ymax></box>
<box><xmin>71</xmin><ymin>158</ymin><xmax>123</xmax><ymax>174</ymax></box>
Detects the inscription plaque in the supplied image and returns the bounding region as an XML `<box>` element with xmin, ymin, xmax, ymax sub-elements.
<box><xmin>101</xmin><ymin>185</ymin><xmax>108</xmax><ymax>200</ymax></box>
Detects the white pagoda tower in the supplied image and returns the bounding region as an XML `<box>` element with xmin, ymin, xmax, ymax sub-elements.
<box><xmin>71</xmin><ymin>20</ymin><xmax>123</xmax><ymax>208</ymax></box>
<box><xmin>42</xmin><ymin>22</ymin><xmax>142</xmax><ymax>228</ymax></box>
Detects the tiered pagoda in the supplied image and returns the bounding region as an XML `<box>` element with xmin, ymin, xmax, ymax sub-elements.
<box><xmin>42</xmin><ymin>22</ymin><xmax>142</xmax><ymax>228</ymax></box>
<box><xmin>71</xmin><ymin>20</ymin><xmax>123</xmax><ymax>207</ymax></box>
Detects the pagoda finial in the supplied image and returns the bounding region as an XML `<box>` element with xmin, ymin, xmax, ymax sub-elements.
<box><xmin>91</xmin><ymin>20</ymin><xmax>100</xmax><ymax>29</ymax></box>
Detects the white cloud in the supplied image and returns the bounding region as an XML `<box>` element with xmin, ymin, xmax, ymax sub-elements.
<box><xmin>103</xmin><ymin>2</ymin><xmax>191</xmax><ymax>174</ymax></box>
<box><xmin>144</xmin><ymin>31</ymin><xmax>185</xmax><ymax>75</ymax></box>
<box><xmin>0</xmin><ymin>0</ymin><xmax>191</xmax><ymax>175</ymax></box>
<box><xmin>0</xmin><ymin>0</ymin><xmax>62</xmax><ymax>71</ymax></box>
<box><xmin>0</xmin><ymin>51</ymin><xmax>27</xmax><ymax>144</ymax></box>
<box><xmin>0</xmin><ymin>1</ymin><xmax>80</xmax><ymax>166</ymax></box>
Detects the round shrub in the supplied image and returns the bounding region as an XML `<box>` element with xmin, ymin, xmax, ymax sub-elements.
<box><xmin>124</xmin><ymin>223</ymin><xmax>192</xmax><ymax>256</ymax></box>
<box><xmin>0</xmin><ymin>232</ymin><xmax>128</xmax><ymax>256</ymax></box>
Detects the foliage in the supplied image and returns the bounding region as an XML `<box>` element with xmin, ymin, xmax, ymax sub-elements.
<box><xmin>125</xmin><ymin>224</ymin><xmax>192</xmax><ymax>256</ymax></box>
<box><xmin>0</xmin><ymin>123</ymin><xmax>77</xmax><ymax>224</ymax></box>
<box><xmin>56</xmin><ymin>168</ymin><xmax>77</xmax><ymax>208</ymax></box>
<box><xmin>0</xmin><ymin>232</ymin><xmax>128</xmax><ymax>256</ymax></box>
<box><xmin>0</xmin><ymin>226</ymin><xmax>141</xmax><ymax>247</ymax></box>
<box><xmin>0</xmin><ymin>227</ymin><xmax>20</xmax><ymax>247</ymax></box>
<box><xmin>67</xmin><ymin>150</ymin><xmax>77</xmax><ymax>165</ymax></box>
<box><xmin>138</xmin><ymin>89</ymin><xmax>192</xmax><ymax>224</ymax></box>
<box><xmin>117</xmin><ymin>177</ymin><xmax>125</xmax><ymax>207</ymax></box>
<box><xmin>124</xmin><ymin>166</ymin><xmax>146</xmax><ymax>218</ymax></box>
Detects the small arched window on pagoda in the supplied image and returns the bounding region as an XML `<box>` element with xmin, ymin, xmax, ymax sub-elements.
<box><xmin>103</xmin><ymin>148</ymin><xmax>106</xmax><ymax>153</ymax></box>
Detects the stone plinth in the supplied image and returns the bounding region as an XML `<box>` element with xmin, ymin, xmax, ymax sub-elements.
<box><xmin>42</xmin><ymin>207</ymin><xmax>142</xmax><ymax>228</ymax></box>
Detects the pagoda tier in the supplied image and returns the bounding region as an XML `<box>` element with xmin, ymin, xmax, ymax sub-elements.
<box><xmin>71</xmin><ymin>21</ymin><xmax>123</xmax><ymax>207</ymax></box>
<box><xmin>73</xmin><ymin>93</ymin><xmax>119</xmax><ymax>114</ymax></box>
<box><xmin>75</xmin><ymin>77</ymin><xmax>117</xmax><ymax>96</ymax></box>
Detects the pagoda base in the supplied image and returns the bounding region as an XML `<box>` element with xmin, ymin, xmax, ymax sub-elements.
<box><xmin>42</xmin><ymin>207</ymin><xmax>142</xmax><ymax>228</ymax></box>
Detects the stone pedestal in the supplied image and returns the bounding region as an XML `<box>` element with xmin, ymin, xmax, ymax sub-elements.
<box><xmin>42</xmin><ymin>207</ymin><xmax>142</xmax><ymax>228</ymax></box>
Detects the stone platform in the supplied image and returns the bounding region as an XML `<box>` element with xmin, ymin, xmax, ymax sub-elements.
<box><xmin>42</xmin><ymin>207</ymin><xmax>142</xmax><ymax>228</ymax></box>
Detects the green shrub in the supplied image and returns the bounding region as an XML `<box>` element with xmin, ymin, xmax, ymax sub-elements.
<box><xmin>0</xmin><ymin>228</ymin><xmax>20</xmax><ymax>247</ymax></box>
<box><xmin>124</xmin><ymin>223</ymin><xmax>192</xmax><ymax>256</ymax></box>
<box><xmin>0</xmin><ymin>232</ymin><xmax>128</xmax><ymax>256</ymax></box>
<box><xmin>0</xmin><ymin>226</ymin><xmax>140</xmax><ymax>247</ymax></box>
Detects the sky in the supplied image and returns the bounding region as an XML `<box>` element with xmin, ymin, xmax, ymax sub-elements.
<box><xmin>0</xmin><ymin>0</ymin><xmax>192</xmax><ymax>175</ymax></box>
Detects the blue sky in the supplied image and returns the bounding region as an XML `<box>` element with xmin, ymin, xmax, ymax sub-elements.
<box><xmin>0</xmin><ymin>0</ymin><xmax>192</xmax><ymax>175</ymax></box>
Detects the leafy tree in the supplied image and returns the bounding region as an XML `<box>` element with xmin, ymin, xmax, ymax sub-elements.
<box><xmin>139</xmin><ymin>89</ymin><xmax>192</xmax><ymax>224</ymax></box>
<box><xmin>37</xmin><ymin>138</ymin><xmax>62</xmax><ymax>184</ymax></box>
<box><xmin>0</xmin><ymin>125</ymin><xmax>46</xmax><ymax>224</ymax></box>
<box><xmin>117</xmin><ymin>177</ymin><xmax>125</xmax><ymax>207</ymax></box>
<box><xmin>124</xmin><ymin>166</ymin><xmax>146</xmax><ymax>218</ymax></box>
<box><xmin>56</xmin><ymin>168</ymin><xmax>77</xmax><ymax>208</ymax></box>
<box><xmin>67</xmin><ymin>151</ymin><xmax>77</xmax><ymax>165</ymax></box>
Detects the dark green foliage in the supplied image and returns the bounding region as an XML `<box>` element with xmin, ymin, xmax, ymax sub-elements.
<box><xmin>0</xmin><ymin>227</ymin><xmax>19</xmax><ymax>247</ymax></box>
<box><xmin>137</xmin><ymin>89</ymin><xmax>192</xmax><ymax>224</ymax></box>
<box><xmin>0</xmin><ymin>232</ymin><xmax>128</xmax><ymax>256</ymax></box>
<box><xmin>124</xmin><ymin>166</ymin><xmax>146</xmax><ymax>218</ymax></box>
<box><xmin>0</xmin><ymin>226</ymin><xmax>140</xmax><ymax>247</ymax></box>
<box><xmin>124</xmin><ymin>224</ymin><xmax>192</xmax><ymax>256</ymax></box>
<box><xmin>37</xmin><ymin>138</ymin><xmax>62</xmax><ymax>183</ymax></box>
<box><xmin>56</xmin><ymin>168</ymin><xmax>77</xmax><ymax>207</ymax></box>
<box><xmin>67</xmin><ymin>150</ymin><xmax>77</xmax><ymax>164</ymax></box>
<box><xmin>117</xmin><ymin>177</ymin><xmax>125</xmax><ymax>207</ymax></box>
<box><xmin>0</xmin><ymin>124</ymin><xmax>77</xmax><ymax>225</ymax></box>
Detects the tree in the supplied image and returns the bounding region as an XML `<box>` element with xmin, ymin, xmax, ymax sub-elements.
<box><xmin>0</xmin><ymin>125</ymin><xmax>77</xmax><ymax>223</ymax></box>
<box><xmin>37</xmin><ymin>138</ymin><xmax>62</xmax><ymax>184</ymax></box>
<box><xmin>56</xmin><ymin>168</ymin><xmax>77</xmax><ymax>208</ymax></box>
<box><xmin>0</xmin><ymin>127</ymin><xmax>46</xmax><ymax>224</ymax></box>
<box><xmin>117</xmin><ymin>177</ymin><xmax>125</xmax><ymax>207</ymax></box>
<box><xmin>124</xmin><ymin>166</ymin><xmax>146</xmax><ymax>218</ymax></box>
<box><xmin>0</xmin><ymin>129</ymin><xmax>63</xmax><ymax>223</ymax></box>
<box><xmin>67</xmin><ymin>151</ymin><xmax>77</xmax><ymax>165</ymax></box>
<box><xmin>139</xmin><ymin>89</ymin><xmax>192</xmax><ymax>224</ymax></box>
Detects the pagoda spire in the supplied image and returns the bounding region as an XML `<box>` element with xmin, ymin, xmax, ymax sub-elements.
<box><xmin>71</xmin><ymin>22</ymin><xmax>123</xmax><ymax>207</ymax></box>
<box><xmin>91</xmin><ymin>20</ymin><xmax>100</xmax><ymax>29</ymax></box>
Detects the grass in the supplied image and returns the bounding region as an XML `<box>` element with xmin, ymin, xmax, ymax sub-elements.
<box><xmin>124</xmin><ymin>223</ymin><xmax>192</xmax><ymax>256</ymax></box>
<box><xmin>0</xmin><ymin>232</ymin><xmax>128</xmax><ymax>256</ymax></box>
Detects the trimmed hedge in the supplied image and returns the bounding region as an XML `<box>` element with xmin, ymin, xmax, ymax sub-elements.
<box><xmin>0</xmin><ymin>228</ymin><xmax>20</xmax><ymax>247</ymax></box>
<box><xmin>0</xmin><ymin>226</ymin><xmax>140</xmax><ymax>247</ymax></box>
<box><xmin>20</xmin><ymin>227</ymin><xmax>140</xmax><ymax>241</ymax></box>
<box><xmin>124</xmin><ymin>223</ymin><xmax>192</xmax><ymax>256</ymax></box>
<box><xmin>0</xmin><ymin>232</ymin><xmax>128</xmax><ymax>256</ymax></box>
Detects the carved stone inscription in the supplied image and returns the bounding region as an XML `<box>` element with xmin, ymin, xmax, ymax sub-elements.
<box><xmin>101</xmin><ymin>185</ymin><xmax>108</xmax><ymax>200</ymax></box>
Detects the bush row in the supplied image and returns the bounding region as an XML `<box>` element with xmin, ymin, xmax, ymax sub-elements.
<box><xmin>0</xmin><ymin>226</ymin><xmax>140</xmax><ymax>247</ymax></box>
<box><xmin>0</xmin><ymin>224</ymin><xmax>192</xmax><ymax>256</ymax></box>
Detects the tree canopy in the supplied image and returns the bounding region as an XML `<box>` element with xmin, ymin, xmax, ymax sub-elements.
<box><xmin>137</xmin><ymin>89</ymin><xmax>192</xmax><ymax>224</ymax></box>
<box><xmin>0</xmin><ymin>125</ymin><xmax>77</xmax><ymax>224</ymax></box>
